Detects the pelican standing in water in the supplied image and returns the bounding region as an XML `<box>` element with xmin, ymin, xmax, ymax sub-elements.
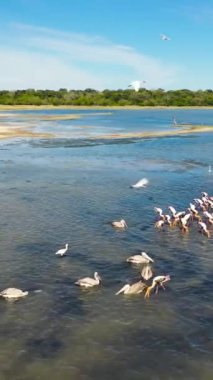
<box><xmin>198</xmin><ymin>222</ymin><xmax>210</xmax><ymax>238</ymax></box>
<box><xmin>55</xmin><ymin>243</ymin><xmax>69</xmax><ymax>257</ymax></box>
<box><xmin>116</xmin><ymin>280</ymin><xmax>147</xmax><ymax>295</ymax></box>
<box><xmin>111</xmin><ymin>219</ymin><xmax>127</xmax><ymax>229</ymax></box>
<box><xmin>75</xmin><ymin>272</ymin><xmax>102</xmax><ymax>288</ymax></box>
<box><xmin>131</xmin><ymin>178</ymin><xmax>149</xmax><ymax>188</ymax></box>
<box><xmin>126</xmin><ymin>251</ymin><xmax>154</xmax><ymax>264</ymax></box>
<box><xmin>0</xmin><ymin>288</ymin><xmax>29</xmax><ymax>300</ymax></box>
<box><xmin>144</xmin><ymin>275</ymin><xmax>171</xmax><ymax>299</ymax></box>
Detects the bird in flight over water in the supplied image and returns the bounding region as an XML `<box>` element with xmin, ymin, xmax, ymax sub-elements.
<box><xmin>160</xmin><ymin>34</ymin><xmax>171</xmax><ymax>41</ymax></box>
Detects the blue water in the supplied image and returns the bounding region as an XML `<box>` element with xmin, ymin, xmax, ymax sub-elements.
<box><xmin>0</xmin><ymin>109</ymin><xmax>212</xmax><ymax>380</ymax></box>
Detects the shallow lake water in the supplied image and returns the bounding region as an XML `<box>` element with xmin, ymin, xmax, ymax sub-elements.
<box><xmin>0</xmin><ymin>109</ymin><xmax>212</xmax><ymax>380</ymax></box>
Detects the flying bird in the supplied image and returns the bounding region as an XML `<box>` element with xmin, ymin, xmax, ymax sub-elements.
<box><xmin>131</xmin><ymin>178</ymin><xmax>149</xmax><ymax>189</ymax></box>
<box><xmin>128</xmin><ymin>80</ymin><xmax>146</xmax><ymax>92</ymax></box>
<box><xmin>160</xmin><ymin>34</ymin><xmax>171</xmax><ymax>41</ymax></box>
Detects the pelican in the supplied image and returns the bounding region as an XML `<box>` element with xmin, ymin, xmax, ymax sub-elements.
<box><xmin>203</xmin><ymin>211</ymin><xmax>213</xmax><ymax>225</ymax></box>
<box><xmin>126</xmin><ymin>251</ymin><xmax>154</xmax><ymax>264</ymax></box>
<box><xmin>141</xmin><ymin>265</ymin><xmax>153</xmax><ymax>280</ymax></box>
<box><xmin>55</xmin><ymin>243</ymin><xmax>69</xmax><ymax>257</ymax></box>
<box><xmin>154</xmin><ymin>207</ymin><xmax>164</xmax><ymax>219</ymax></box>
<box><xmin>111</xmin><ymin>219</ymin><xmax>127</xmax><ymax>229</ymax></box>
<box><xmin>180</xmin><ymin>213</ymin><xmax>191</xmax><ymax>233</ymax></box>
<box><xmin>128</xmin><ymin>80</ymin><xmax>146</xmax><ymax>92</ymax></box>
<box><xmin>198</xmin><ymin>222</ymin><xmax>210</xmax><ymax>238</ymax></box>
<box><xmin>116</xmin><ymin>280</ymin><xmax>147</xmax><ymax>295</ymax></box>
<box><xmin>144</xmin><ymin>275</ymin><xmax>171</xmax><ymax>299</ymax></box>
<box><xmin>168</xmin><ymin>206</ymin><xmax>185</xmax><ymax>225</ymax></box>
<box><xmin>0</xmin><ymin>288</ymin><xmax>29</xmax><ymax>300</ymax></box>
<box><xmin>160</xmin><ymin>34</ymin><xmax>171</xmax><ymax>41</ymax></box>
<box><xmin>131</xmin><ymin>178</ymin><xmax>149</xmax><ymax>188</ymax></box>
<box><xmin>75</xmin><ymin>272</ymin><xmax>101</xmax><ymax>288</ymax></box>
<box><xmin>155</xmin><ymin>219</ymin><xmax>165</xmax><ymax>229</ymax></box>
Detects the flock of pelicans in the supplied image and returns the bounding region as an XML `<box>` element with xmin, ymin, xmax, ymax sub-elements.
<box><xmin>0</xmin><ymin>182</ymin><xmax>212</xmax><ymax>301</ymax></box>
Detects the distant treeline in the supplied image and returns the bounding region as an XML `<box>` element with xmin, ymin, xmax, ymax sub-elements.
<box><xmin>0</xmin><ymin>88</ymin><xmax>213</xmax><ymax>106</ymax></box>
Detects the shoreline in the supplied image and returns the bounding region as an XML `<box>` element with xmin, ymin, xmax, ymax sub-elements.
<box><xmin>0</xmin><ymin>105</ymin><xmax>213</xmax><ymax>111</ymax></box>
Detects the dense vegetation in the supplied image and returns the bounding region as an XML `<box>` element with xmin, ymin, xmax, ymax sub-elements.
<box><xmin>0</xmin><ymin>88</ymin><xmax>213</xmax><ymax>106</ymax></box>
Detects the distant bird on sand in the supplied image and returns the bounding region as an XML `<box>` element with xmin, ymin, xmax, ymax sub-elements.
<box><xmin>131</xmin><ymin>178</ymin><xmax>149</xmax><ymax>188</ymax></box>
<box><xmin>111</xmin><ymin>219</ymin><xmax>127</xmax><ymax>229</ymax></box>
<box><xmin>116</xmin><ymin>280</ymin><xmax>147</xmax><ymax>295</ymax></box>
<box><xmin>128</xmin><ymin>80</ymin><xmax>146</xmax><ymax>92</ymax></box>
<box><xmin>55</xmin><ymin>243</ymin><xmax>69</xmax><ymax>257</ymax></box>
<box><xmin>160</xmin><ymin>34</ymin><xmax>171</xmax><ymax>41</ymax></box>
<box><xmin>144</xmin><ymin>275</ymin><xmax>171</xmax><ymax>298</ymax></box>
<box><xmin>126</xmin><ymin>251</ymin><xmax>154</xmax><ymax>264</ymax></box>
<box><xmin>75</xmin><ymin>272</ymin><xmax>102</xmax><ymax>288</ymax></box>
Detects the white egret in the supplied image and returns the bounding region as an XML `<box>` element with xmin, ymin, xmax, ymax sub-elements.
<box><xmin>55</xmin><ymin>243</ymin><xmax>69</xmax><ymax>257</ymax></box>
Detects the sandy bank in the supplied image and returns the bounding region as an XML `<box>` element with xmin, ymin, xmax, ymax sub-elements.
<box><xmin>0</xmin><ymin>125</ymin><xmax>54</xmax><ymax>140</ymax></box>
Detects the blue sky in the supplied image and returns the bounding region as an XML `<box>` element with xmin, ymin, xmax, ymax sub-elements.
<box><xmin>0</xmin><ymin>0</ymin><xmax>212</xmax><ymax>90</ymax></box>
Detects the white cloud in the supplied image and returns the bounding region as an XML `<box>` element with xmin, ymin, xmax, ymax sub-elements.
<box><xmin>0</xmin><ymin>23</ymin><xmax>181</xmax><ymax>90</ymax></box>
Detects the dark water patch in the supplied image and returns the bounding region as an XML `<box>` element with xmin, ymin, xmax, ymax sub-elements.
<box><xmin>25</xmin><ymin>334</ymin><xmax>63</xmax><ymax>359</ymax></box>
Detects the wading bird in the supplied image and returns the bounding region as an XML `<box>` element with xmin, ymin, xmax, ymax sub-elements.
<box><xmin>126</xmin><ymin>251</ymin><xmax>154</xmax><ymax>264</ymax></box>
<box><xmin>144</xmin><ymin>275</ymin><xmax>171</xmax><ymax>299</ymax></box>
<box><xmin>75</xmin><ymin>272</ymin><xmax>102</xmax><ymax>288</ymax></box>
<box><xmin>55</xmin><ymin>243</ymin><xmax>69</xmax><ymax>257</ymax></box>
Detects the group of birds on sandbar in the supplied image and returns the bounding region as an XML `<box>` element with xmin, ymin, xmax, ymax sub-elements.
<box><xmin>154</xmin><ymin>191</ymin><xmax>213</xmax><ymax>238</ymax></box>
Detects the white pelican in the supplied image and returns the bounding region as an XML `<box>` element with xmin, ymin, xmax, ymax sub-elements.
<box><xmin>198</xmin><ymin>222</ymin><xmax>210</xmax><ymax>238</ymax></box>
<box><xmin>155</xmin><ymin>219</ymin><xmax>165</xmax><ymax>229</ymax></box>
<box><xmin>55</xmin><ymin>243</ymin><xmax>69</xmax><ymax>257</ymax></box>
<box><xmin>160</xmin><ymin>34</ymin><xmax>171</xmax><ymax>41</ymax></box>
<box><xmin>168</xmin><ymin>206</ymin><xmax>185</xmax><ymax>225</ymax></box>
<box><xmin>0</xmin><ymin>288</ymin><xmax>29</xmax><ymax>300</ymax></box>
<box><xmin>154</xmin><ymin>207</ymin><xmax>164</xmax><ymax>219</ymax></box>
<box><xmin>131</xmin><ymin>178</ymin><xmax>149</xmax><ymax>188</ymax></box>
<box><xmin>75</xmin><ymin>272</ymin><xmax>102</xmax><ymax>288</ymax></box>
<box><xmin>141</xmin><ymin>265</ymin><xmax>153</xmax><ymax>280</ymax></box>
<box><xmin>144</xmin><ymin>275</ymin><xmax>171</xmax><ymax>298</ymax></box>
<box><xmin>111</xmin><ymin>219</ymin><xmax>127</xmax><ymax>229</ymax></box>
<box><xmin>203</xmin><ymin>211</ymin><xmax>213</xmax><ymax>225</ymax></box>
<box><xmin>116</xmin><ymin>280</ymin><xmax>147</xmax><ymax>295</ymax></box>
<box><xmin>126</xmin><ymin>251</ymin><xmax>154</xmax><ymax>264</ymax></box>
<box><xmin>128</xmin><ymin>80</ymin><xmax>146</xmax><ymax>92</ymax></box>
<box><xmin>180</xmin><ymin>213</ymin><xmax>191</xmax><ymax>233</ymax></box>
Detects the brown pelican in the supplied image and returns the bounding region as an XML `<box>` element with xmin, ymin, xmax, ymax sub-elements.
<box><xmin>75</xmin><ymin>272</ymin><xmax>102</xmax><ymax>288</ymax></box>
<box><xmin>126</xmin><ymin>251</ymin><xmax>154</xmax><ymax>264</ymax></box>
<box><xmin>141</xmin><ymin>265</ymin><xmax>153</xmax><ymax>280</ymax></box>
<box><xmin>55</xmin><ymin>243</ymin><xmax>69</xmax><ymax>257</ymax></box>
<box><xmin>144</xmin><ymin>275</ymin><xmax>171</xmax><ymax>298</ymax></box>
<box><xmin>0</xmin><ymin>288</ymin><xmax>29</xmax><ymax>300</ymax></box>
<box><xmin>116</xmin><ymin>280</ymin><xmax>147</xmax><ymax>295</ymax></box>
<box><xmin>111</xmin><ymin>219</ymin><xmax>127</xmax><ymax>229</ymax></box>
<box><xmin>198</xmin><ymin>222</ymin><xmax>210</xmax><ymax>238</ymax></box>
